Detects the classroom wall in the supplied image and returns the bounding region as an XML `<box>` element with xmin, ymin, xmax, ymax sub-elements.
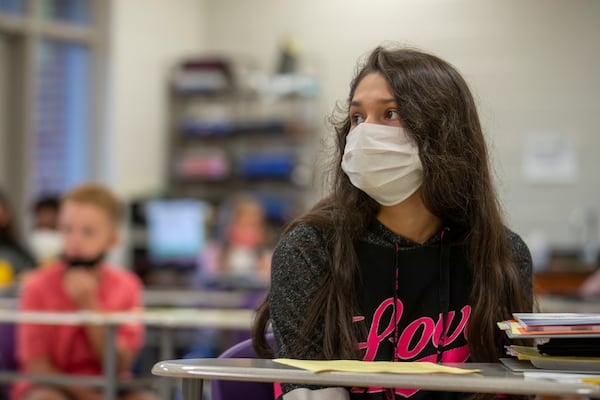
<box><xmin>105</xmin><ymin>0</ymin><xmax>206</xmax><ymax>267</ymax></box>
<box><xmin>108</xmin><ymin>0</ymin><xmax>206</xmax><ymax>199</ymax></box>
<box><xmin>200</xmin><ymin>0</ymin><xmax>600</xmax><ymax>249</ymax></box>
<box><xmin>0</xmin><ymin>37</ymin><xmax>7</xmax><ymax>190</ymax></box>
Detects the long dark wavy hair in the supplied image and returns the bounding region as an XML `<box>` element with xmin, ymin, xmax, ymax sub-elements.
<box><xmin>253</xmin><ymin>46</ymin><xmax>532</xmax><ymax>397</ymax></box>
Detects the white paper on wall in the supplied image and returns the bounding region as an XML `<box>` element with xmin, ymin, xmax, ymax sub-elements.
<box><xmin>522</xmin><ymin>133</ymin><xmax>578</xmax><ymax>184</ymax></box>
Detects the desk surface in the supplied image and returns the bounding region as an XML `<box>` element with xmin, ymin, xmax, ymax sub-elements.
<box><xmin>2</xmin><ymin>288</ymin><xmax>260</xmax><ymax>309</ymax></box>
<box><xmin>0</xmin><ymin>308</ymin><xmax>254</xmax><ymax>329</ymax></box>
<box><xmin>151</xmin><ymin>358</ymin><xmax>600</xmax><ymax>397</ymax></box>
<box><xmin>142</xmin><ymin>289</ymin><xmax>253</xmax><ymax>308</ymax></box>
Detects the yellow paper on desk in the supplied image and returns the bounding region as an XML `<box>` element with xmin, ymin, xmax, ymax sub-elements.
<box><xmin>273</xmin><ymin>359</ymin><xmax>479</xmax><ymax>374</ymax></box>
<box><xmin>581</xmin><ymin>378</ymin><xmax>600</xmax><ymax>386</ymax></box>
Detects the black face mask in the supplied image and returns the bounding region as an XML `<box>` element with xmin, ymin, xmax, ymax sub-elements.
<box><xmin>62</xmin><ymin>253</ymin><xmax>106</xmax><ymax>269</ymax></box>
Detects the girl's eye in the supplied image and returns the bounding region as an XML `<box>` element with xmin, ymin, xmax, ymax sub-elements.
<box><xmin>386</xmin><ymin>110</ymin><xmax>400</xmax><ymax>120</ymax></box>
<box><xmin>351</xmin><ymin>114</ymin><xmax>365</xmax><ymax>125</ymax></box>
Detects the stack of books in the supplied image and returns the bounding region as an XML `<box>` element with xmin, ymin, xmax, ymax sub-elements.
<box><xmin>499</xmin><ymin>313</ymin><xmax>600</xmax><ymax>339</ymax></box>
<box><xmin>498</xmin><ymin>313</ymin><xmax>600</xmax><ymax>380</ymax></box>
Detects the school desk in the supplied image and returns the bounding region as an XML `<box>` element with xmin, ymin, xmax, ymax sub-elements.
<box><xmin>142</xmin><ymin>288</ymin><xmax>252</xmax><ymax>308</ymax></box>
<box><xmin>0</xmin><ymin>308</ymin><xmax>254</xmax><ymax>400</ymax></box>
<box><xmin>151</xmin><ymin>358</ymin><xmax>600</xmax><ymax>400</ymax></box>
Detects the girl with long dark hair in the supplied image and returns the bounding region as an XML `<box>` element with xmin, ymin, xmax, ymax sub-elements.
<box><xmin>253</xmin><ymin>46</ymin><xmax>533</xmax><ymax>400</ymax></box>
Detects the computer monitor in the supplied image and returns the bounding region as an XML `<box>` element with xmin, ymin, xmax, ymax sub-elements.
<box><xmin>145</xmin><ymin>199</ymin><xmax>207</xmax><ymax>268</ymax></box>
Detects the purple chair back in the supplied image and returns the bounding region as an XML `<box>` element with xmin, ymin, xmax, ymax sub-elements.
<box><xmin>211</xmin><ymin>333</ymin><xmax>275</xmax><ymax>400</ymax></box>
<box><xmin>0</xmin><ymin>323</ymin><xmax>16</xmax><ymax>371</ymax></box>
<box><xmin>0</xmin><ymin>322</ymin><xmax>16</xmax><ymax>400</ymax></box>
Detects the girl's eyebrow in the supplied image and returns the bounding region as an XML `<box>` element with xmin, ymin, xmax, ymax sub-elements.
<box><xmin>350</xmin><ymin>98</ymin><xmax>396</xmax><ymax>107</ymax></box>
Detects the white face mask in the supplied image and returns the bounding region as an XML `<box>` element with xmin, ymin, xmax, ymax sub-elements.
<box><xmin>29</xmin><ymin>229</ymin><xmax>63</xmax><ymax>265</ymax></box>
<box><xmin>341</xmin><ymin>123</ymin><xmax>423</xmax><ymax>206</ymax></box>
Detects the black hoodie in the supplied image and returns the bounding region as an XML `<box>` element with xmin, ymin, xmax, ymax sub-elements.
<box><xmin>269</xmin><ymin>219</ymin><xmax>532</xmax><ymax>400</ymax></box>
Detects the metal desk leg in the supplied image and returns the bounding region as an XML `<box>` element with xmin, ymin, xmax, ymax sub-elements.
<box><xmin>182</xmin><ymin>378</ymin><xmax>203</xmax><ymax>400</ymax></box>
<box><xmin>104</xmin><ymin>325</ymin><xmax>117</xmax><ymax>400</ymax></box>
<box><xmin>160</xmin><ymin>326</ymin><xmax>174</xmax><ymax>360</ymax></box>
<box><xmin>159</xmin><ymin>327</ymin><xmax>174</xmax><ymax>400</ymax></box>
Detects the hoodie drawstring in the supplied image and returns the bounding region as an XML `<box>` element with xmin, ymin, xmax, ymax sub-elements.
<box><xmin>385</xmin><ymin>228</ymin><xmax>451</xmax><ymax>399</ymax></box>
<box><xmin>392</xmin><ymin>241</ymin><xmax>400</xmax><ymax>362</ymax></box>
<box><xmin>436</xmin><ymin>227</ymin><xmax>451</xmax><ymax>363</ymax></box>
<box><xmin>385</xmin><ymin>242</ymin><xmax>401</xmax><ymax>400</ymax></box>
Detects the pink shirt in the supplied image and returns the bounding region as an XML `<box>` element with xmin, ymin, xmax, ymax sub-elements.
<box><xmin>13</xmin><ymin>261</ymin><xmax>144</xmax><ymax>399</ymax></box>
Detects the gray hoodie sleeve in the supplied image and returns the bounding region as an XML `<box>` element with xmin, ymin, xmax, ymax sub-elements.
<box><xmin>269</xmin><ymin>223</ymin><xmax>347</xmax><ymax>398</ymax></box>
<box><xmin>507</xmin><ymin>230</ymin><xmax>534</xmax><ymax>308</ymax></box>
<box><xmin>270</xmin><ymin>223</ymin><xmax>329</xmax><ymax>359</ymax></box>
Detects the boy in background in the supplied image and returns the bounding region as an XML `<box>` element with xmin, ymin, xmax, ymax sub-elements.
<box><xmin>28</xmin><ymin>195</ymin><xmax>63</xmax><ymax>266</ymax></box>
<box><xmin>15</xmin><ymin>183</ymin><xmax>154</xmax><ymax>400</ymax></box>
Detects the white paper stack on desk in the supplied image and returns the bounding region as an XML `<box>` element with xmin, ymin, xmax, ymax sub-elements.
<box><xmin>497</xmin><ymin>313</ymin><xmax>600</xmax><ymax>383</ymax></box>
<box><xmin>499</xmin><ymin>313</ymin><xmax>600</xmax><ymax>339</ymax></box>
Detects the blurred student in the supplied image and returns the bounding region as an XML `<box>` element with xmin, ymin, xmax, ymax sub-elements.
<box><xmin>15</xmin><ymin>183</ymin><xmax>155</xmax><ymax>400</ymax></box>
<box><xmin>32</xmin><ymin>195</ymin><xmax>60</xmax><ymax>231</ymax></box>
<box><xmin>28</xmin><ymin>195</ymin><xmax>63</xmax><ymax>266</ymax></box>
<box><xmin>191</xmin><ymin>196</ymin><xmax>272</xmax><ymax>355</ymax></box>
<box><xmin>202</xmin><ymin>196</ymin><xmax>272</xmax><ymax>287</ymax></box>
<box><xmin>0</xmin><ymin>190</ymin><xmax>36</xmax><ymax>286</ymax></box>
